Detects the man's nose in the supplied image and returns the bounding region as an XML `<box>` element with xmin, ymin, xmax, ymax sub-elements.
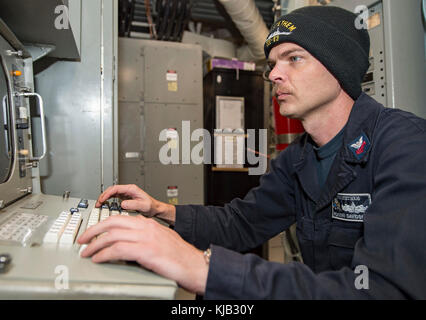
<box><xmin>269</xmin><ymin>64</ymin><xmax>288</xmax><ymax>84</ymax></box>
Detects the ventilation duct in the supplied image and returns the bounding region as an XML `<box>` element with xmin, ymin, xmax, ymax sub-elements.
<box><xmin>218</xmin><ymin>0</ymin><xmax>269</xmax><ymax>62</ymax></box>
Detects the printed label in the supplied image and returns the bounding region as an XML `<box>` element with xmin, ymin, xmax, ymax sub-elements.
<box><xmin>125</xmin><ymin>152</ymin><xmax>140</xmax><ymax>159</ymax></box>
<box><xmin>332</xmin><ymin>193</ymin><xmax>371</xmax><ymax>222</ymax></box>
<box><xmin>166</xmin><ymin>71</ymin><xmax>178</xmax><ymax>81</ymax></box>
<box><xmin>168</xmin><ymin>81</ymin><xmax>177</xmax><ymax>92</ymax></box>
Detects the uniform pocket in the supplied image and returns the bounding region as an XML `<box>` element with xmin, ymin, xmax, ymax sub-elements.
<box><xmin>328</xmin><ymin>226</ymin><xmax>363</xmax><ymax>270</ymax></box>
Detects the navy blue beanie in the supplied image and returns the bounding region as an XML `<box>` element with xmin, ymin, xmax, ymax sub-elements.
<box><xmin>264</xmin><ymin>6</ymin><xmax>370</xmax><ymax>100</ymax></box>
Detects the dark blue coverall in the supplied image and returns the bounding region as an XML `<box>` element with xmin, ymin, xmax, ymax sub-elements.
<box><xmin>174</xmin><ymin>93</ymin><xmax>426</xmax><ymax>299</ymax></box>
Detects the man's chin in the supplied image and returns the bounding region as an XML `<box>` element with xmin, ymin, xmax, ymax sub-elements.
<box><xmin>279</xmin><ymin>105</ymin><xmax>297</xmax><ymax>119</ymax></box>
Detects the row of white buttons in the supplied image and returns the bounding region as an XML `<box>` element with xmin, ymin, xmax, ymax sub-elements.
<box><xmin>43</xmin><ymin>211</ymin><xmax>82</xmax><ymax>245</ymax></box>
<box><xmin>87</xmin><ymin>208</ymin><xmax>100</xmax><ymax>228</ymax></box>
<box><xmin>59</xmin><ymin>212</ymin><xmax>82</xmax><ymax>245</ymax></box>
<box><xmin>43</xmin><ymin>211</ymin><xmax>71</xmax><ymax>243</ymax></box>
<box><xmin>78</xmin><ymin>208</ymin><xmax>129</xmax><ymax>255</ymax></box>
<box><xmin>100</xmin><ymin>208</ymin><xmax>110</xmax><ymax>222</ymax></box>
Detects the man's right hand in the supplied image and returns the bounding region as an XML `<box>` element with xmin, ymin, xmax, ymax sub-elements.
<box><xmin>96</xmin><ymin>184</ymin><xmax>176</xmax><ymax>224</ymax></box>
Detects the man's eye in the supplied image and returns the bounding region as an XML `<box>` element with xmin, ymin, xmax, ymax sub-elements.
<box><xmin>290</xmin><ymin>56</ymin><xmax>302</xmax><ymax>62</ymax></box>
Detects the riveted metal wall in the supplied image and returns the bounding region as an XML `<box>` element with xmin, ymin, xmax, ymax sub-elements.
<box><xmin>118</xmin><ymin>38</ymin><xmax>204</xmax><ymax>205</ymax></box>
<box><xmin>34</xmin><ymin>0</ymin><xmax>118</xmax><ymax>200</ymax></box>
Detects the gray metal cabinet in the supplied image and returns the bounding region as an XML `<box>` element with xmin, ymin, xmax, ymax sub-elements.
<box><xmin>118</xmin><ymin>38</ymin><xmax>204</xmax><ymax>205</ymax></box>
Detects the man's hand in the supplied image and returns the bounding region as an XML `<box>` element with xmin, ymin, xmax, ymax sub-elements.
<box><xmin>77</xmin><ymin>215</ymin><xmax>208</xmax><ymax>295</ymax></box>
<box><xmin>97</xmin><ymin>184</ymin><xmax>176</xmax><ymax>224</ymax></box>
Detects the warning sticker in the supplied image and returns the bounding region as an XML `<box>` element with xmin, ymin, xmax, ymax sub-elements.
<box><xmin>167</xmin><ymin>70</ymin><xmax>178</xmax><ymax>91</ymax></box>
<box><xmin>166</xmin><ymin>71</ymin><xmax>178</xmax><ymax>81</ymax></box>
<box><xmin>168</xmin><ymin>81</ymin><xmax>177</xmax><ymax>92</ymax></box>
<box><xmin>167</xmin><ymin>186</ymin><xmax>178</xmax><ymax>205</ymax></box>
<box><xmin>166</xmin><ymin>128</ymin><xmax>178</xmax><ymax>149</ymax></box>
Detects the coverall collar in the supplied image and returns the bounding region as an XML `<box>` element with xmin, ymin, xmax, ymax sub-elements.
<box><xmin>293</xmin><ymin>93</ymin><xmax>382</xmax><ymax>206</ymax></box>
<box><xmin>297</xmin><ymin>92</ymin><xmax>381</xmax><ymax>164</ymax></box>
<box><xmin>340</xmin><ymin>92</ymin><xmax>381</xmax><ymax>164</ymax></box>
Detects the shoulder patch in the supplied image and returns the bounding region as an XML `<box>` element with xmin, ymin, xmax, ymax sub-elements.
<box><xmin>348</xmin><ymin>132</ymin><xmax>371</xmax><ymax>160</ymax></box>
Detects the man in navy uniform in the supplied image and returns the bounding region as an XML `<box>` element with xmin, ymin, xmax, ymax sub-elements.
<box><xmin>78</xmin><ymin>6</ymin><xmax>426</xmax><ymax>299</ymax></box>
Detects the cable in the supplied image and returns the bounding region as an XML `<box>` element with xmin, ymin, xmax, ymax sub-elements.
<box><xmin>165</xmin><ymin>0</ymin><xmax>179</xmax><ymax>41</ymax></box>
<box><xmin>158</xmin><ymin>0</ymin><xmax>171</xmax><ymax>40</ymax></box>
<box><xmin>145</xmin><ymin>0</ymin><xmax>157</xmax><ymax>39</ymax></box>
<box><xmin>172</xmin><ymin>0</ymin><xmax>186</xmax><ymax>41</ymax></box>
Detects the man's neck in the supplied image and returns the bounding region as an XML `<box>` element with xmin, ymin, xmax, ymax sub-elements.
<box><xmin>302</xmin><ymin>92</ymin><xmax>354</xmax><ymax>147</ymax></box>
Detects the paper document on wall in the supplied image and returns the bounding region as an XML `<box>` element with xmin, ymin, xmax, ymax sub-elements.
<box><xmin>217</xmin><ymin>98</ymin><xmax>244</xmax><ymax>129</ymax></box>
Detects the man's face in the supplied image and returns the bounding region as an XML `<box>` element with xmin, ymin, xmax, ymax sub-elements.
<box><xmin>268</xmin><ymin>42</ymin><xmax>342</xmax><ymax>120</ymax></box>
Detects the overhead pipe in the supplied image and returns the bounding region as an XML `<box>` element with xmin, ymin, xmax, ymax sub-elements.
<box><xmin>218</xmin><ymin>0</ymin><xmax>269</xmax><ymax>62</ymax></box>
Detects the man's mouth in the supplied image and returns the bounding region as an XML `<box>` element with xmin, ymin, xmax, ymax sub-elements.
<box><xmin>276</xmin><ymin>91</ymin><xmax>292</xmax><ymax>99</ymax></box>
